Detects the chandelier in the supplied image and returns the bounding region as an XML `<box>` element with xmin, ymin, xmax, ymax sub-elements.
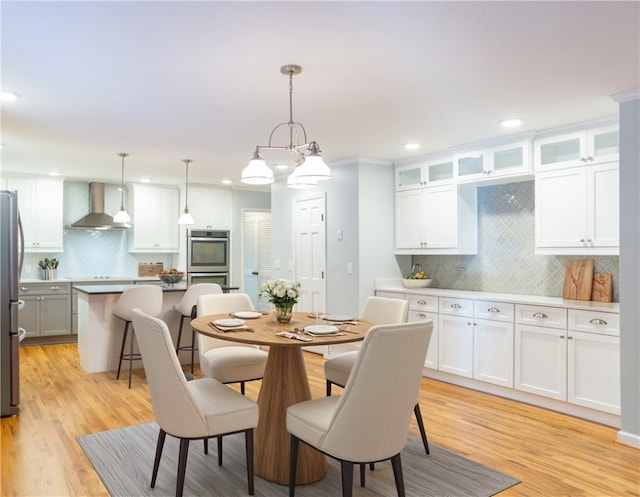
<box><xmin>240</xmin><ymin>64</ymin><xmax>331</xmax><ymax>186</ymax></box>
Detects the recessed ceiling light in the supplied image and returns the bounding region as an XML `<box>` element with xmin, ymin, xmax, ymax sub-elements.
<box><xmin>275</xmin><ymin>164</ymin><xmax>289</xmax><ymax>170</ymax></box>
<box><xmin>500</xmin><ymin>118</ymin><xmax>522</xmax><ymax>128</ymax></box>
<box><xmin>140</xmin><ymin>178</ymin><xmax>151</xmax><ymax>183</ymax></box>
<box><xmin>222</xmin><ymin>179</ymin><xmax>232</xmax><ymax>185</ymax></box>
<box><xmin>48</xmin><ymin>171</ymin><xmax>60</xmax><ymax>177</ymax></box>
<box><xmin>1</xmin><ymin>91</ymin><xmax>20</xmax><ymax>102</ymax></box>
<box><xmin>403</xmin><ymin>143</ymin><xmax>421</xmax><ymax>150</ymax></box>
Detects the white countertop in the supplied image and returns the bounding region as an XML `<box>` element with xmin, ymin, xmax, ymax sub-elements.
<box><xmin>374</xmin><ymin>279</ymin><xmax>620</xmax><ymax>312</ymax></box>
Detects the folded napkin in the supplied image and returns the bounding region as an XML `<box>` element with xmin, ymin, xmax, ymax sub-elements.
<box><xmin>208</xmin><ymin>322</ymin><xmax>253</xmax><ymax>333</ymax></box>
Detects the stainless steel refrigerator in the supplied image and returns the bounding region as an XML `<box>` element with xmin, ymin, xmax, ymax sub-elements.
<box><xmin>1</xmin><ymin>190</ymin><xmax>23</xmax><ymax>416</ymax></box>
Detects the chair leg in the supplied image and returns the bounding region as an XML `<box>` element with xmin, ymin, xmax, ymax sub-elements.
<box><xmin>340</xmin><ymin>460</ymin><xmax>354</xmax><ymax>497</ymax></box>
<box><xmin>245</xmin><ymin>429</ymin><xmax>255</xmax><ymax>495</ymax></box>
<box><xmin>175</xmin><ymin>315</ymin><xmax>186</xmax><ymax>355</ymax></box>
<box><xmin>203</xmin><ymin>438</ymin><xmax>208</xmax><ymax>454</ymax></box>
<box><xmin>128</xmin><ymin>326</ymin><xmax>135</xmax><ymax>388</ymax></box>
<box><xmin>240</xmin><ymin>381</ymin><xmax>245</xmax><ymax>395</ymax></box>
<box><xmin>414</xmin><ymin>403</ymin><xmax>430</xmax><ymax>454</ymax></box>
<box><xmin>189</xmin><ymin>328</ymin><xmax>196</xmax><ymax>375</ymax></box>
<box><xmin>217</xmin><ymin>436</ymin><xmax>223</xmax><ymax>466</ymax></box>
<box><xmin>176</xmin><ymin>438</ymin><xmax>190</xmax><ymax>497</ymax></box>
<box><xmin>390</xmin><ymin>453</ymin><xmax>405</xmax><ymax>497</ymax></box>
<box><xmin>150</xmin><ymin>429</ymin><xmax>166</xmax><ymax>488</ymax></box>
<box><xmin>326</xmin><ymin>379</ymin><xmax>332</xmax><ymax>396</ymax></box>
<box><xmin>359</xmin><ymin>463</ymin><xmax>366</xmax><ymax>487</ymax></box>
<box><xmin>116</xmin><ymin>321</ymin><xmax>130</xmax><ymax>380</ymax></box>
<box><xmin>289</xmin><ymin>435</ymin><xmax>299</xmax><ymax>497</ymax></box>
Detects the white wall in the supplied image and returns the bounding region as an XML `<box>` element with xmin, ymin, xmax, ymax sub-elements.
<box><xmin>616</xmin><ymin>91</ymin><xmax>640</xmax><ymax>446</ymax></box>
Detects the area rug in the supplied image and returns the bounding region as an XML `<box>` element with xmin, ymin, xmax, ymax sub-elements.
<box><xmin>77</xmin><ymin>423</ymin><xmax>519</xmax><ymax>497</ymax></box>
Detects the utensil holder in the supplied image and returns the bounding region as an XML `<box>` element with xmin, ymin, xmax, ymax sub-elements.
<box><xmin>42</xmin><ymin>268</ymin><xmax>58</xmax><ymax>280</ymax></box>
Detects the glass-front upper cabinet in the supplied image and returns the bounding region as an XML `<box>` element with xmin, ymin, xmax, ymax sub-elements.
<box><xmin>534</xmin><ymin>123</ymin><xmax>619</xmax><ymax>171</ymax></box>
<box><xmin>395</xmin><ymin>157</ymin><xmax>454</xmax><ymax>190</ymax></box>
<box><xmin>455</xmin><ymin>140</ymin><xmax>532</xmax><ymax>184</ymax></box>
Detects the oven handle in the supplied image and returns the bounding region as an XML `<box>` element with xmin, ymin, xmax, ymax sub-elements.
<box><xmin>189</xmin><ymin>237</ymin><xmax>228</xmax><ymax>242</ymax></box>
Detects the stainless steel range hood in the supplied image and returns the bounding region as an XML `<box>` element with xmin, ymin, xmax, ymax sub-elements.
<box><xmin>69</xmin><ymin>182</ymin><xmax>131</xmax><ymax>230</ymax></box>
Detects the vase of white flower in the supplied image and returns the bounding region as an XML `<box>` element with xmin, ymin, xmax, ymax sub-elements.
<box><xmin>259</xmin><ymin>279</ymin><xmax>301</xmax><ymax>323</ymax></box>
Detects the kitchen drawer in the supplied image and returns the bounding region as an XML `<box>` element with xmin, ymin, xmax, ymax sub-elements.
<box><xmin>375</xmin><ymin>291</ymin><xmax>405</xmax><ymax>300</ymax></box>
<box><xmin>474</xmin><ymin>300</ymin><xmax>514</xmax><ymax>322</ymax></box>
<box><xmin>406</xmin><ymin>293</ymin><xmax>439</xmax><ymax>313</ymax></box>
<box><xmin>568</xmin><ymin>309</ymin><xmax>619</xmax><ymax>336</ymax></box>
<box><xmin>19</xmin><ymin>283</ymin><xmax>71</xmax><ymax>295</ymax></box>
<box><xmin>516</xmin><ymin>304</ymin><xmax>567</xmax><ymax>329</ymax></box>
<box><xmin>440</xmin><ymin>297</ymin><xmax>473</xmax><ymax>317</ymax></box>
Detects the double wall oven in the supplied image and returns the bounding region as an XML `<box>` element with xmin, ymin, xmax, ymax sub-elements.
<box><xmin>186</xmin><ymin>229</ymin><xmax>230</xmax><ymax>287</ymax></box>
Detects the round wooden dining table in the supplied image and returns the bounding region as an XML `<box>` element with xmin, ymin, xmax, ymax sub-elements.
<box><xmin>190</xmin><ymin>311</ymin><xmax>369</xmax><ymax>485</ymax></box>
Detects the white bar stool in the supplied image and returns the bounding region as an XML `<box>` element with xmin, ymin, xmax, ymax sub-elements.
<box><xmin>173</xmin><ymin>283</ymin><xmax>223</xmax><ymax>375</ymax></box>
<box><xmin>113</xmin><ymin>285</ymin><xmax>163</xmax><ymax>388</ymax></box>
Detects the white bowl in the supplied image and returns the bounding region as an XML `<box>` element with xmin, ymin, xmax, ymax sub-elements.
<box><xmin>402</xmin><ymin>278</ymin><xmax>432</xmax><ymax>289</ymax></box>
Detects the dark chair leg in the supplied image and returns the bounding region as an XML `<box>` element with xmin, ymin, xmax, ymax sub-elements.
<box><xmin>414</xmin><ymin>403</ymin><xmax>430</xmax><ymax>454</ymax></box>
<box><xmin>369</xmin><ymin>463</ymin><xmax>375</xmax><ymax>470</ymax></box>
<box><xmin>217</xmin><ymin>436</ymin><xmax>223</xmax><ymax>466</ymax></box>
<box><xmin>326</xmin><ymin>379</ymin><xmax>332</xmax><ymax>396</ymax></box>
<box><xmin>359</xmin><ymin>463</ymin><xmax>366</xmax><ymax>487</ymax></box>
<box><xmin>150</xmin><ymin>429</ymin><xmax>166</xmax><ymax>488</ymax></box>
<box><xmin>189</xmin><ymin>328</ymin><xmax>196</xmax><ymax>375</ymax></box>
<box><xmin>175</xmin><ymin>315</ymin><xmax>186</xmax><ymax>355</ymax></box>
<box><xmin>203</xmin><ymin>438</ymin><xmax>208</xmax><ymax>454</ymax></box>
<box><xmin>245</xmin><ymin>429</ymin><xmax>255</xmax><ymax>495</ymax></box>
<box><xmin>240</xmin><ymin>381</ymin><xmax>245</xmax><ymax>395</ymax></box>
<box><xmin>176</xmin><ymin>438</ymin><xmax>190</xmax><ymax>497</ymax></box>
<box><xmin>390</xmin><ymin>453</ymin><xmax>405</xmax><ymax>497</ymax></box>
<box><xmin>116</xmin><ymin>321</ymin><xmax>130</xmax><ymax>380</ymax></box>
<box><xmin>340</xmin><ymin>460</ymin><xmax>354</xmax><ymax>497</ymax></box>
<box><xmin>128</xmin><ymin>326</ymin><xmax>135</xmax><ymax>388</ymax></box>
<box><xmin>289</xmin><ymin>435</ymin><xmax>299</xmax><ymax>497</ymax></box>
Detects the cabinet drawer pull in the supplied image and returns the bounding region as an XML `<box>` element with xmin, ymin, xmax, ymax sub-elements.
<box><xmin>450</xmin><ymin>303</ymin><xmax>462</xmax><ymax>309</ymax></box>
<box><xmin>487</xmin><ymin>307</ymin><xmax>500</xmax><ymax>313</ymax></box>
<box><xmin>589</xmin><ymin>318</ymin><xmax>608</xmax><ymax>325</ymax></box>
<box><xmin>49</xmin><ymin>286</ymin><xmax>60</xmax><ymax>290</ymax></box>
<box><xmin>417</xmin><ymin>299</ymin><xmax>427</xmax><ymax>305</ymax></box>
<box><xmin>560</xmin><ymin>335</ymin><xmax>565</xmax><ymax>339</ymax></box>
<box><xmin>20</xmin><ymin>287</ymin><xmax>29</xmax><ymax>292</ymax></box>
<box><xmin>532</xmin><ymin>312</ymin><xmax>548</xmax><ymax>319</ymax></box>
<box><xmin>418</xmin><ymin>313</ymin><xmax>427</xmax><ymax>318</ymax></box>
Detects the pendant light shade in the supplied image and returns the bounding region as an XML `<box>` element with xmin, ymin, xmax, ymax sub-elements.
<box><xmin>178</xmin><ymin>159</ymin><xmax>195</xmax><ymax>225</ymax></box>
<box><xmin>113</xmin><ymin>152</ymin><xmax>131</xmax><ymax>225</ymax></box>
<box><xmin>241</xmin><ymin>64</ymin><xmax>330</xmax><ymax>186</ymax></box>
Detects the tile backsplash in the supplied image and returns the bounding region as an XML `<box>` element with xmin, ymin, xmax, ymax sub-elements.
<box><xmin>414</xmin><ymin>180</ymin><xmax>619</xmax><ymax>302</ymax></box>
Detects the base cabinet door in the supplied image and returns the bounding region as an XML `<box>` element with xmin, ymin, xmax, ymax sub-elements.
<box><xmin>473</xmin><ymin>318</ymin><xmax>514</xmax><ymax>388</ymax></box>
<box><xmin>438</xmin><ymin>314</ymin><xmax>473</xmax><ymax>378</ymax></box>
<box><xmin>568</xmin><ymin>331</ymin><xmax>620</xmax><ymax>414</ymax></box>
<box><xmin>515</xmin><ymin>324</ymin><xmax>567</xmax><ymax>401</ymax></box>
<box><xmin>408</xmin><ymin>309</ymin><xmax>438</xmax><ymax>369</ymax></box>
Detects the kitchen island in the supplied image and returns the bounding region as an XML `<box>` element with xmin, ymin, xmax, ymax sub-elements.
<box><xmin>75</xmin><ymin>283</ymin><xmax>187</xmax><ymax>373</ymax></box>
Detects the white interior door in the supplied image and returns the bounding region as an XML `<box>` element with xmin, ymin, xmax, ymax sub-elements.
<box><xmin>294</xmin><ymin>195</ymin><xmax>326</xmax><ymax>314</ymax></box>
<box><xmin>242</xmin><ymin>210</ymin><xmax>272</xmax><ymax>310</ymax></box>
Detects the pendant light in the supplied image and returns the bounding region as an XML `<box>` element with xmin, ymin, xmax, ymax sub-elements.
<box><xmin>113</xmin><ymin>152</ymin><xmax>131</xmax><ymax>225</ymax></box>
<box><xmin>241</xmin><ymin>64</ymin><xmax>330</xmax><ymax>186</ymax></box>
<box><xmin>178</xmin><ymin>159</ymin><xmax>195</xmax><ymax>225</ymax></box>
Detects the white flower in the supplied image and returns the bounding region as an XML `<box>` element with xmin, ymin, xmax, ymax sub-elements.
<box><xmin>259</xmin><ymin>279</ymin><xmax>301</xmax><ymax>305</ymax></box>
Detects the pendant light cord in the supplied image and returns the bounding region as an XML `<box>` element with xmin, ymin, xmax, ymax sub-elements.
<box><xmin>118</xmin><ymin>152</ymin><xmax>129</xmax><ymax>209</ymax></box>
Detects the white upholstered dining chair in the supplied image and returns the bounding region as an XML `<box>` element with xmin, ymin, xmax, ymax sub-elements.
<box><xmin>196</xmin><ymin>293</ymin><xmax>268</xmax><ymax>394</ymax></box>
<box><xmin>287</xmin><ymin>320</ymin><xmax>434</xmax><ymax>497</ymax></box>
<box><xmin>131</xmin><ymin>309</ymin><xmax>259</xmax><ymax>497</ymax></box>
<box><xmin>173</xmin><ymin>283</ymin><xmax>223</xmax><ymax>375</ymax></box>
<box><xmin>323</xmin><ymin>296</ymin><xmax>430</xmax><ymax>456</ymax></box>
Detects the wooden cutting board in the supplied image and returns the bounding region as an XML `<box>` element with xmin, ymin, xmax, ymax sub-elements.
<box><xmin>562</xmin><ymin>259</ymin><xmax>594</xmax><ymax>300</ymax></box>
<box><xmin>591</xmin><ymin>273</ymin><xmax>613</xmax><ymax>302</ymax></box>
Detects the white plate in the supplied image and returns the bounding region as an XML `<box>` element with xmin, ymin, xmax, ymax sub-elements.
<box><xmin>214</xmin><ymin>318</ymin><xmax>245</xmax><ymax>327</ymax></box>
<box><xmin>233</xmin><ymin>311</ymin><xmax>262</xmax><ymax>319</ymax></box>
<box><xmin>304</xmin><ymin>325</ymin><xmax>339</xmax><ymax>335</ymax></box>
<box><xmin>323</xmin><ymin>314</ymin><xmax>355</xmax><ymax>322</ymax></box>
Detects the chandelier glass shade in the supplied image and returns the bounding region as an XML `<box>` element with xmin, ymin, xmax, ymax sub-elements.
<box><xmin>240</xmin><ymin>64</ymin><xmax>330</xmax><ymax>187</ymax></box>
<box><xmin>113</xmin><ymin>152</ymin><xmax>132</xmax><ymax>225</ymax></box>
<box><xmin>178</xmin><ymin>159</ymin><xmax>195</xmax><ymax>225</ymax></box>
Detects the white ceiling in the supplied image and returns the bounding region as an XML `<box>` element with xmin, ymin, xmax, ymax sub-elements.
<box><xmin>1</xmin><ymin>1</ymin><xmax>638</xmax><ymax>188</ymax></box>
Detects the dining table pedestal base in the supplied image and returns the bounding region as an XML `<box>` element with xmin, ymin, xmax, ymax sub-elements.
<box><xmin>254</xmin><ymin>346</ymin><xmax>327</xmax><ymax>485</ymax></box>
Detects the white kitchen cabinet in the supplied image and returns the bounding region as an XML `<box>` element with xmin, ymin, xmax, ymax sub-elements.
<box><xmin>454</xmin><ymin>140</ymin><xmax>532</xmax><ymax>184</ymax></box>
<box><xmin>19</xmin><ymin>283</ymin><xmax>72</xmax><ymax>337</ymax></box>
<box><xmin>567</xmin><ymin>309</ymin><xmax>620</xmax><ymax>414</ymax></box>
<box><xmin>395</xmin><ymin>184</ymin><xmax>477</xmax><ymax>254</ymax></box>
<box><xmin>472</xmin><ymin>300</ymin><xmax>514</xmax><ymax>388</ymax></box>
<box><xmin>438</xmin><ymin>297</ymin><xmax>474</xmax><ymax>377</ymax></box>
<box><xmin>129</xmin><ymin>184</ymin><xmax>180</xmax><ymax>252</ymax></box>
<box><xmin>405</xmin><ymin>293</ymin><xmax>439</xmax><ymax>369</ymax></box>
<box><xmin>6</xmin><ymin>177</ymin><xmax>64</xmax><ymax>252</ymax></box>
<box><xmin>395</xmin><ymin>157</ymin><xmax>454</xmax><ymax>190</ymax></box>
<box><xmin>188</xmin><ymin>186</ymin><xmax>232</xmax><ymax>229</ymax></box>
<box><xmin>535</xmin><ymin>162</ymin><xmax>619</xmax><ymax>254</ymax></box>
<box><xmin>534</xmin><ymin>123</ymin><xmax>619</xmax><ymax>171</ymax></box>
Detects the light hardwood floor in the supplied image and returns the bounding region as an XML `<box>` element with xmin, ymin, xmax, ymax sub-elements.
<box><xmin>1</xmin><ymin>343</ymin><xmax>638</xmax><ymax>496</ymax></box>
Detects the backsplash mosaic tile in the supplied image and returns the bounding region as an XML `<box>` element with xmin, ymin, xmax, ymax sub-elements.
<box><xmin>414</xmin><ymin>181</ymin><xmax>620</xmax><ymax>301</ymax></box>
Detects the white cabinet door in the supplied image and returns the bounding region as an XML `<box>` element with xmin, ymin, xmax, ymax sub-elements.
<box><xmin>422</xmin><ymin>184</ymin><xmax>458</xmax><ymax>248</ymax></box>
<box><xmin>473</xmin><ymin>318</ymin><xmax>514</xmax><ymax>388</ymax></box>
<box><xmin>395</xmin><ymin>189</ymin><xmax>425</xmax><ymax>249</ymax></box>
<box><xmin>408</xmin><ymin>309</ymin><xmax>438</xmax><ymax>369</ymax></box>
<box><xmin>455</xmin><ymin>140</ymin><xmax>532</xmax><ymax>184</ymax></box>
<box><xmin>438</xmin><ymin>314</ymin><xmax>473</xmax><ymax>378</ymax></box>
<box><xmin>567</xmin><ymin>331</ymin><xmax>620</xmax><ymax>414</ymax></box>
<box><xmin>514</xmin><ymin>324</ymin><xmax>567</xmax><ymax>401</ymax></box>
<box><xmin>188</xmin><ymin>186</ymin><xmax>232</xmax><ymax>229</ymax></box>
<box><xmin>535</xmin><ymin>162</ymin><xmax>619</xmax><ymax>254</ymax></box>
<box><xmin>395</xmin><ymin>158</ymin><xmax>453</xmax><ymax>191</ymax></box>
<box><xmin>130</xmin><ymin>185</ymin><xmax>179</xmax><ymax>252</ymax></box>
<box><xmin>7</xmin><ymin>177</ymin><xmax>64</xmax><ymax>251</ymax></box>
